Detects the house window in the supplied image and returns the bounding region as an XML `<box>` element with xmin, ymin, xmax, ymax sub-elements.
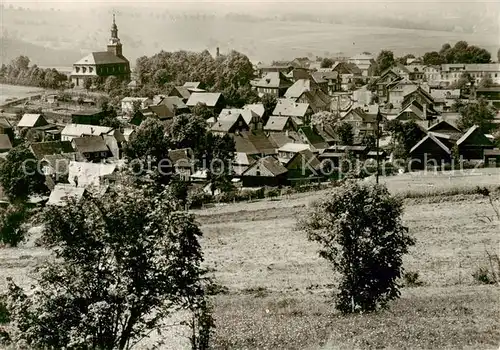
<box><xmin>82</xmin><ymin>67</ymin><xmax>86</xmax><ymax>73</ymax></box>
<box><xmin>89</xmin><ymin>67</ymin><xmax>93</xmax><ymax>73</ymax></box>
<box><xmin>256</xmin><ymin>169</ymin><xmax>261</xmax><ymax>176</ymax></box>
<box><xmin>76</xmin><ymin>66</ymin><xmax>80</xmax><ymax>73</ymax></box>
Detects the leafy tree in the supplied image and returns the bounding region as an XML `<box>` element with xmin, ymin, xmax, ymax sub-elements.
<box><xmin>13</xmin><ymin>55</ymin><xmax>29</xmax><ymax>71</ymax></box>
<box><xmin>3</xmin><ymin>181</ymin><xmax>212</xmax><ymax>349</ymax></box>
<box><xmin>104</xmin><ymin>76</ymin><xmax>120</xmax><ymax>94</ymax></box>
<box><xmin>260</xmin><ymin>93</ymin><xmax>277</xmax><ymax>118</ymax></box>
<box><xmin>192</xmin><ymin>103</ymin><xmax>214</xmax><ymax>121</ymax></box>
<box><xmin>478</xmin><ymin>76</ymin><xmax>494</xmax><ymax>88</ymax></box>
<box><xmin>320</xmin><ymin>57</ymin><xmax>334</xmax><ymax>68</ymax></box>
<box><xmin>168</xmin><ymin>114</ymin><xmax>208</xmax><ymax>158</ymax></box>
<box><xmin>83</xmin><ymin>77</ymin><xmax>92</xmax><ymax>91</ymax></box>
<box><xmin>361</xmin><ymin>133</ymin><xmax>376</xmax><ymax>148</ymax></box>
<box><xmin>223</xmin><ymin>85</ymin><xmax>259</xmax><ymax>108</ymax></box>
<box><xmin>385</xmin><ymin>120</ymin><xmax>424</xmax><ymax>158</ymax></box>
<box><xmin>396</xmin><ymin>54</ymin><xmax>415</xmax><ymax>65</ymax></box>
<box><xmin>375</xmin><ymin>50</ymin><xmax>395</xmax><ymax>75</ymax></box>
<box><xmin>202</xmin><ymin>133</ymin><xmax>235</xmax><ymax>195</ymax></box>
<box><xmin>125</xmin><ymin>118</ymin><xmax>171</xmax><ymax>185</ymax></box>
<box><xmin>310</xmin><ymin>111</ymin><xmax>338</xmax><ymax>127</ymax></box>
<box><xmin>0</xmin><ymin>145</ymin><xmax>48</xmax><ymax>203</ymax></box>
<box><xmin>422</xmin><ymin>51</ymin><xmax>445</xmax><ymax>65</ymax></box>
<box><xmin>300</xmin><ymin>182</ymin><xmax>414</xmax><ymax>313</ymax></box>
<box><xmin>100</xmin><ymin>105</ymin><xmax>122</xmax><ymax>129</ymax></box>
<box><xmin>0</xmin><ymin>204</ymin><xmax>28</xmax><ymax>247</ymax></box>
<box><xmin>336</xmin><ymin>122</ymin><xmax>354</xmax><ymax>145</ymax></box>
<box><xmin>450</xmin><ymin>72</ymin><xmax>474</xmax><ymax>90</ymax></box>
<box><xmin>456</xmin><ymin>98</ymin><xmax>496</xmax><ymax>134</ymax></box>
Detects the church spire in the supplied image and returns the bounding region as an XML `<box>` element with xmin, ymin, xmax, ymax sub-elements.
<box><xmin>107</xmin><ymin>13</ymin><xmax>122</xmax><ymax>56</ymax></box>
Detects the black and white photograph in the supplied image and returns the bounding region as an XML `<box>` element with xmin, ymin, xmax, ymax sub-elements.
<box><xmin>0</xmin><ymin>0</ymin><xmax>499</xmax><ymax>348</ymax></box>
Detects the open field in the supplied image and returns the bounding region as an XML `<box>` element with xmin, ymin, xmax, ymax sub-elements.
<box><xmin>0</xmin><ymin>83</ymin><xmax>45</xmax><ymax>106</ymax></box>
<box><xmin>1</xmin><ymin>172</ymin><xmax>500</xmax><ymax>348</ymax></box>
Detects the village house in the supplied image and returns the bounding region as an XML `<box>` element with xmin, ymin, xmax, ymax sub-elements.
<box><xmin>348</xmin><ymin>53</ymin><xmax>376</xmax><ymax>77</ymax></box>
<box><xmin>297</xmin><ymin>126</ymin><xmax>329</xmax><ymax>150</ymax></box>
<box><xmin>186</xmin><ymin>92</ymin><xmax>225</xmax><ymax>114</ymax></box>
<box><xmin>71</xmin><ymin>110</ymin><xmax>105</xmax><ymax>126</ymax></box>
<box><xmin>71</xmin><ymin>136</ymin><xmax>112</xmax><ymax>163</ymax></box>
<box><xmin>0</xmin><ymin>134</ymin><xmax>13</xmax><ymax>153</ymax></box>
<box><xmin>0</xmin><ymin>118</ymin><xmax>14</xmax><ymax>143</ymax></box>
<box><xmin>233</xmin><ymin>130</ymin><xmax>277</xmax><ymax>157</ymax></box>
<box><xmin>240</xmin><ymin>156</ymin><xmax>288</xmax><ymax>187</ymax></box>
<box><xmin>251</xmin><ymin>72</ymin><xmax>293</xmax><ymax>97</ymax></box>
<box><xmin>386</xmin><ymin>78</ymin><xmax>418</xmax><ymax>108</ymax></box>
<box><xmin>283</xmin><ymin>148</ymin><xmax>323</xmax><ymax>180</ymax></box>
<box><xmin>168</xmin><ymin>148</ymin><xmax>194</xmax><ymax>181</ymax></box>
<box><xmin>121</xmin><ymin>97</ymin><xmax>153</xmax><ymax>115</ymax></box>
<box><xmin>277</xmin><ymin>143</ymin><xmax>311</xmax><ymax>163</ymax></box>
<box><xmin>210</xmin><ymin>113</ymin><xmax>250</xmax><ymax>136</ymax></box>
<box><xmin>272</xmin><ymin>99</ymin><xmax>312</xmax><ymax>122</ymax></box>
<box><xmin>47</xmin><ymin>184</ymin><xmax>87</xmax><ymax>206</ymax></box>
<box><xmin>341</xmin><ymin>104</ymin><xmax>382</xmax><ymax>138</ymax></box>
<box><xmin>475</xmin><ymin>87</ymin><xmax>500</xmax><ymax>108</ymax></box>
<box><xmin>70</xmin><ymin>15</ymin><xmax>130</xmax><ymax>88</ymax></box>
<box><xmin>263</xmin><ymin>116</ymin><xmax>297</xmax><ymax>133</ymax></box>
<box><xmin>17</xmin><ymin>113</ymin><xmax>49</xmax><ymax>131</ymax></box>
<box><xmin>331</xmin><ymin>62</ymin><xmax>363</xmax><ymax>91</ymax></box>
<box><xmin>68</xmin><ymin>161</ymin><xmax>118</xmax><ymax>188</ymax></box>
<box><xmin>285</xmin><ymin>67</ymin><xmax>311</xmax><ymax>83</ymax></box>
<box><xmin>311</xmin><ymin>70</ymin><xmax>341</xmax><ymax>95</ymax></box>
<box><xmin>61</xmin><ymin>124</ymin><xmax>114</xmax><ymax>142</ymax></box>
<box><xmin>255</xmin><ymin>64</ymin><xmax>294</xmax><ymax>78</ymax></box>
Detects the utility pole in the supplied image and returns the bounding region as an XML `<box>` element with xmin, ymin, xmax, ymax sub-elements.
<box><xmin>376</xmin><ymin>109</ymin><xmax>380</xmax><ymax>185</ymax></box>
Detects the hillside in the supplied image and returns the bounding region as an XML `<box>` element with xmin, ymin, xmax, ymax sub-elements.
<box><xmin>1</xmin><ymin>5</ymin><xmax>498</xmax><ymax>67</ymax></box>
<box><xmin>0</xmin><ymin>37</ymin><xmax>82</xmax><ymax>67</ymax></box>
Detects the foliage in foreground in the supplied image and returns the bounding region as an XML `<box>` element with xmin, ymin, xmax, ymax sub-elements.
<box><xmin>2</xmin><ymin>180</ymin><xmax>212</xmax><ymax>349</ymax></box>
<box><xmin>300</xmin><ymin>182</ymin><xmax>415</xmax><ymax>313</ymax></box>
<box><xmin>0</xmin><ymin>204</ymin><xmax>29</xmax><ymax>247</ymax></box>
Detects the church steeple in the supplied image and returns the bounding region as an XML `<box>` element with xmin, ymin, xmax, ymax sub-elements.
<box><xmin>107</xmin><ymin>14</ymin><xmax>122</xmax><ymax>57</ymax></box>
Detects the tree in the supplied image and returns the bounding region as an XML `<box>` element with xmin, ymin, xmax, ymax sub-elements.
<box><xmin>320</xmin><ymin>57</ymin><xmax>334</xmax><ymax>68</ymax></box>
<box><xmin>125</xmin><ymin>118</ymin><xmax>171</xmax><ymax>185</ymax></box>
<box><xmin>104</xmin><ymin>76</ymin><xmax>120</xmax><ymax>94</ymax></box>
<box><xmin>223</xmin><ymin>85</ymin><xmax>259</xmax><ymax>108</ymax></box>
<box><xmin>100</xmin><ymin>105</ymin><xmax>122</xmax><ymax>129</ymax></box>
<box><xmin>478</xmin><ymin>76</ymin><xmax>494</xmax><ymax>88</ymax></box>
<box><xmin>361</xmin><ymin>133</ymin><xmax>376</xmax><ymax>148</ymax></box>
<box><xmin>192</xmin><ymin>103</ymin><xmax>214</xmax><ymax>121</ymax></box>
<box><xmin>3</xmin><ymin>181</ymin><xmax>212</xmax><ymax>349</ymax></box>
<box><xmin>310</xmin><ymin>111</ymin><xmax>338</xmax><ymax>127</ymax></box>
<box><xmin>450</xmin><ymin>72</ymin><xmax>474</xmax><ymax>90</ymax></box>
<box><xmin>300</xmin><ymin>182</ymin><xmax>414</xmax><ymax>313</ymax></box>
<box><xmin>168</xmin><ymin>114</ymin><xmax>208</xmax><ymax>158</ymax></box>
<box><xmin>497</xmin><ymin>48</ymin><xmax>500</xmax><ymax>63</ymax></box>
<box><xmin>202</xmin><ymin>133</ymin><xmax>235</xmax><ymax>195</ymax></box>
<box><xmin>385</xmin><ymin>120</ymin><xmax>424</xmax><ymax>158</ymax></box>
<box><xmin>260</xmin><ymin>93</ymin><xmax>277</xmax><ymax>119</ymax></box>
<box><xmin>0</xmin><ymin>145</ymin><xmax>48</xmax><ymax>203</ymax></box>
<box><xmin>0</xmin><ymin>204</ymin><xmax>28</xmax><ymax>247</ymax></box>
<box><xmin>336</xmin><ymin>122</ymin><xmax>354</xmax><ymax>145</ymax></box>
<box><xmin>375</xmin><ymin>50</ymin><xmax>395</xmax><ymax>74</ymax></box>
<box><xmin>422</xmin><ymin>51</ymin><xmax>445</xmax><ymax>65</ymax></box>
<box><xmin>83</xmin><ymin>77</ymin><xmax>92</xmax><ymax>91</ymax></box>
<box><xmin>457</xmin><ymin>98</ymin><xmax>496</xmax><ymax>134</ymax></box>
<box><xmin>396</xmin><ymin>54</ymin><xmax>415</xmax><ymax>65</ymax></box>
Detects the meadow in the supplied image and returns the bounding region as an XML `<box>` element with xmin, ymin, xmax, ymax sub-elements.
<box><xmin>1</xmin><ymin>170</ymin><xmax>500</xmax><ymax>349</ymax></box>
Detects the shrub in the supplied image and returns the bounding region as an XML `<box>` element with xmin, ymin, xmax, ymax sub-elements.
<box><xmin>188</xmin><ymin>188</ymin><xmax>213</xmax><ymax>209</ymax></box>
<box><xmin>403</xmin><ymin>271</ymin><xmax>424</xmax><ymax>287</ymax></box>
<box><xmin>472</xmin><ymin>267</ymin><xmax>495</xmax><ymax>285</ymax></box>
<box><xmin>300</xmin><ymin>181</ymin><xmax>415</xmax><ymax>314</ymax></box>
<box><xmin>0</xmin><ymin>204</ymin><xmax>29</xmax><ymax>247</ymax></box>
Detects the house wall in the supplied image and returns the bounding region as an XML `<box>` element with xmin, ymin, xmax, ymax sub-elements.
<box><xmin>410</xmin><ymin>139</ymin><xmax>451</xmax><ymax>168</ymax></box>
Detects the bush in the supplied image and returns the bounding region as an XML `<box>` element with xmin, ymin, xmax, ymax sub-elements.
<box><xmin>300</xmin><ymin>182</ymin><xmax>415</xmax><ymax>314</ymax></box>
<box><xmin>0</xmin><ymin>204</ymin><xmax>28</xmax><ymax>247</ymax></box>
<box><xmin>188</xmin><ymin>188</ymin><xmax>213</xmax><ymax>209</ymax></box>
<box><xmin>472</xmin><ymin>267</ymin><xmax>495</xmax><ymax>285</ymax></box>
<box><xmin>403</xmin><ymin>271</ymin><xmax>424</xmax><ymax>287</ymax></box>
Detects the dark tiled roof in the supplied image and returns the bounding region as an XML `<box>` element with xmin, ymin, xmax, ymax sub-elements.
<box><xmin>169</xmin><ymin>148</ymin><xmax>194</xmax><ymax>167</ymax></box>
<box><xmin>92</xmin><ymin>51</ymin><xmax>129</xmax><ymax>64</ymax></box>
<box><xmin>298</xmin><ymin>126</ymin><xmax>328</xmax><ymax>149</ymax></box>
<box><xmin>173</xmin><ymin>86</ymin><xmax>191</xmax><ymax>100</ymax></box>
<box><xmin>0</xmin><ymin>134</ymin><xmax>12</xmax><ymax>151</ymax></box>
<box><xmin>72</xmin><ymin>136</ymin><xmax>109</xmax><ymax>154</ymax></box>
<box><xmin>30</xmin><ymin>141</ymin><xmax>75</xmax><ymax>159</ymax></box>
<box><xmin>244</xmin><ymin>156</ymin><xmax>288</xmax><ymax>177</ymax></box>
<box><xmin>267</xmin><ymin>132</ymin><xmax>301</xmax><ymax>148</ymax></box>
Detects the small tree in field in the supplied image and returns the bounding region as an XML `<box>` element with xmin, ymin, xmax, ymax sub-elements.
<box><xmin>3</xmin><ymin>180</ymin><xmax>212</xmax><ymax>349</ymax></box>
<box><xmin>300</xmin><ymin>182</ymin><xmax>414</xmax><ymax>314</ymax></box>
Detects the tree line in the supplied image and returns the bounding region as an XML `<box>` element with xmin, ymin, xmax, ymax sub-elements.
<box><xmin>0</xmin><ymin>55</ymin><xmax>68</xmax><ymax>89</ymax></box>
<box><xmin>422</xmin><ymin>41</ymin><xmax>492</xmax><ymax>65</ymax></box>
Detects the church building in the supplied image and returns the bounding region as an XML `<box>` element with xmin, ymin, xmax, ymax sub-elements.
<box><xmin>70</xmin><ymin>15</ymin><xmax>131</xmax><ymax>88</ymax></box>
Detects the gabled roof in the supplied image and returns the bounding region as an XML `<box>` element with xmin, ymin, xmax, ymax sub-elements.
<box><xmin>30</xmin><ymin>141</ymin><xmax>75</xmax><ymax>159</ymax></box>
<box><xmin>301</xmin><ymin>90</ymin><xmax>331</xmax><ymax>113</ymax></box>
<box><xmin>47</xmin><ymin>184</ymin><xmax>86</xmax><ymax>206</ymax></box>
<box><xmin>169</xmin><ymin>148</ymin><xmax>194</xmax><ymax>168</ymax></box>
<box><xmin>233</xmin><ymin>130</ymin><xmax>277</xmax><ymax>155</ymax></box>
<box><xmin>268</xmin><ymin>131</ymin><xmax>301</xmax><ymax>148</ymax></box>
<box><xmin>427</xmin><ymin>120</ymin><xmax>460</xmax><ymax>133</ymax></box>
<box><xmin>75</xmin><ymin>51</ymin><xmax>128</xmax><ymax>65</ymax></box>
<box><xmin>186</xmin><ymin>93</ymin><xmax>222</xmax><ymax>107</ymax></box>
<box><xmin>211</xmin><ymin>114</ymin><xmax>248</xmax><ymax>133</ymax></box>
<box><xmin>311</xmin><ymin>71</ymin><xmax>339</xmax><ymax>84</ymax></box>
<box><xmin>298</xmin><ymin>126</ymin><xmax>328</xmax><ymax>149</ymax></box>
<box><xmin>158</xmin><ymin>96</ymin><xmax>188</xmax><ymax>110</ymax></box>
<box><xmin>343</xmin><ymin>105</ymin><xmax>379</xmax><ymax>123</ymax></box>
<box><xmin>252</xmin><ymin>72</ymin><xmax>293</xmax><ymax>89</ymax></box>
<box><xmin>149</xmin><ymin>104</ymin><xmax>175</xmax><ymax>120</ymax></box>
<box><xmin>287</xmin><ymin>149</ymin><xmax>322</xmax><ymax>170</ymax></box>
<box><xmin>218</xmin><ymin>109</ymin><xmax>258</xmax><ymax>126</ymax></box>
<box><xmin>61</xmin><ymin>124</ymin><xmax>113</xmax><ymax>137</ymax></box>
<box><xmin>0</xmin><ymin>117</ymin><xmax>13</xmax><ymax>128</ymax></box>
<box><xmin>18</xmin><ymin>114</ymin><xmax>47</xmax><ymax>128</ymax></box>
<box><xmin>242</xmin><ymin>156</ymin><xmax>288</xmax><ymax>177</ymax></box>
<box><xmin>456</xmin><ymin>125</ymin><xmax>493</xmax><ymax>147</ymax></box>
<box><xmin>68</xmin><ymin>161</ymin><xmax>117</xmax><ymax>187</ymax></box>
<box><xmin>72</xmin><ymin>136</ymin><xmax>109</xmax><ymax>154</ymax></box>
<box><xmin>410</xmin><ymin>133</ymin><xmax>451</xmax><ymax>155</ymax></box>
<box><xmin>0</xmin><ymin>134</ymin><xmax>12</xmax><ymax>151</ymax></box>
<box><xmin>172</xmin><ymin>86</ymin><xmax>191</xmax><ymax>100</ymax></box>
<box><xmin>273</xmin><ymin>99</ymin><xmax>310</xmax><ymax>118</ymax></box>
<box><xmin>183</xmin><ymin>82</ymin><xmax>201</xmax><ymax>89</ymax></box>
<box><xmin>264</xmin><ymin>116</ymin><xmax>292</xmax><ymax>131</ymax></box>
<box><xmin>284</xmin><ymin>79</ymin><xmax>316</xmax><ymax>99</ymax></box>
<box><xmin>278</xmin><ymin>143</ymin><xmax>311</xmax><ymax>153</ymax></box>
<box><xmin>243</xmin><ymin>103</ymin><xmax>265</xmax><ymax>118</ymax></box>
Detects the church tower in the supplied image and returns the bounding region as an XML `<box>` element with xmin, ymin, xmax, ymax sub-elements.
<box><xmin>107</xmin><ymin>14</ymin><xmax>123</xmax><ymax>57</ymax></box>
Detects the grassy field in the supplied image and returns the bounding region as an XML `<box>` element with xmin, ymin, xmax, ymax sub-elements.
<box><xmin>1</xmin><ymin>171</ymin><xmax>500</xmax><ymax>349</ymax></box>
